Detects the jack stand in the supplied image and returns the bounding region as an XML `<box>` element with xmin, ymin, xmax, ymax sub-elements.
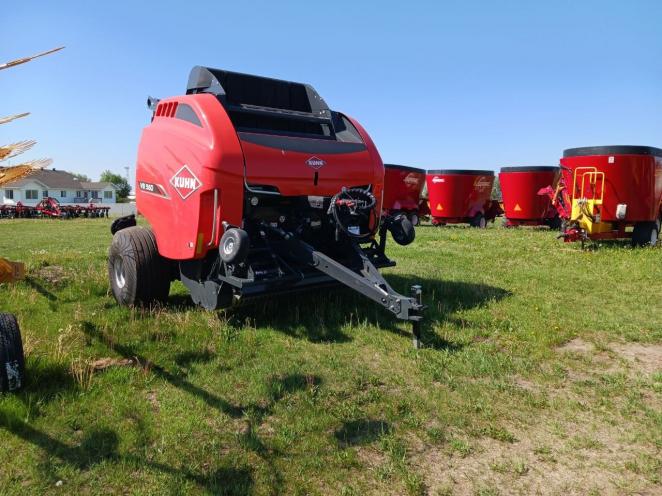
<box><xmin>410</xmin><ymin>284</ymin><xmax>423</xmax><ymax>349</ymax></box>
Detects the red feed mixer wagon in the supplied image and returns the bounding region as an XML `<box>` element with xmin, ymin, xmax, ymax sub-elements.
<box><xmin>499</xmin><ymin>166</ymin><xmax>561</xmax><ymax>228</ymax></box>
<box><xmin>426</xmin><ymin>169</ymin><xmax>502</xmax><ymax>227</ymax></box>
<box><xmin>542</xmin><ymin>145</ymin><xmax>662</xmax><ymax>246</ymax></box>
<box><xmin>108</xmin><ymin>66</ymin><xmax>426</xmax><ymax>346</ymax></box>
<box><xmin>382</xmin><ymin>164</ymin><xmax>426</xmax><ymax>226</ymax></box>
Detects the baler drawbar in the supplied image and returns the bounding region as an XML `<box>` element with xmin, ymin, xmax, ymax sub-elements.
<box><xmin>109</xmin><ymin>67</ymin><xmax>425</xmax><ymax>346</ymax></box>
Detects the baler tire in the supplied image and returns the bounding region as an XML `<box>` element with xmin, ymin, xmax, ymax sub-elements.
<box><xmin>631</xmin><ymin>222</ymin><xmax>659</xmax><ymax>248</ymax></box>
<box><xmin>108</xmin><ymin>226</ymin><xmax>171</xmax><ymax>306</ymax></box>
<box><xmin>0</xmin><ymin>313</ymin><xmax>25</xmax><ymax>392</ymax></box>
<box><xmin>219</xmin><ymin>228</ymin><xmax>250</xmax><ymax>264</ymax></box>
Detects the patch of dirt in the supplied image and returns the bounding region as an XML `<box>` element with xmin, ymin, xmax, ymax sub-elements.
<box><xmin>146</xmin><ymin>391</ymin><xmax>160</xmax><ymax>413</ymax></box>
<box><xmin>610</xmin><ymin>342</ymin><xmax>662</xmax><ymax>376</ymax></box>
<box><xmin>556</xmin><ymin>338</ymin><xmax>662</xmax><ymax>378</ymax></box>
<box><xmin>417</xmin><ymin>417</ymin><xmax>658</xmax><ymax>496</ymax></box>
<box><xmin>557</xmin><ymin>338</ymin><xmax>593</xmax><ymax>354</ymax></box>
<box><xmin>90</xmin><ymin>357</ymin><xmax>136</xmax><ymax>370</ymax></box>
<box><xmin>32</xmin><ymin>264</ymin><xmax>68</xmax><ymax>286</ymax></box>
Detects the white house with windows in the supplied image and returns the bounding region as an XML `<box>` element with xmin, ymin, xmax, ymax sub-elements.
<box><xmin>1</xmin><ymin>169</ymin><xmax>118</xmax><ymax>205</ymax></box>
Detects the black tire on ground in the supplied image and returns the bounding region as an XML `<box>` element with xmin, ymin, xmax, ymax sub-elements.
<box><xmin>0</xmin><ymin>313</ymin><xmax>25</xmax><ymax>392</ymax></box>
<box><xmin>408</xmin><ymin>212</ymin><xmax>420</xmax><ymax>226</ymax></box>
<box><xmin>219</xmin><ymin>228</ymin><xmax>250</xmax><ymax>264</ymax></box>
<box><xmin>108</xmin><ymin>226</ymin><xmax>171</xmax><ymax>306</ymax></box>
<box><xmin>631</xmin><ymin>221</ymin><xmax>659</xmax><ymax>247</ymax></box>
<box><xmin>546</xmin><ymin>215</ymin><xmax>563</xmax><ymax>230</ymax></box>
<box><xmin>470</xmin><ymin>213</ymin><xmax>486</xmax><ymax>228</ymax></box>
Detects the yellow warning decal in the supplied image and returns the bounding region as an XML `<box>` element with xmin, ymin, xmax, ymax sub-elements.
<box><xmin>436</xmin><ymin>203</ymin><xmax>443</xmax><ymax>211</ymax></box>
<box><xmin>195</xmin><ymin>232</ymin><xmax>204</xmax><ymax>255</ymax></box>
<box><xmin>514</xmin><ymin>203</ymin><xmax>522</xmax><ymax>212</ymax></box>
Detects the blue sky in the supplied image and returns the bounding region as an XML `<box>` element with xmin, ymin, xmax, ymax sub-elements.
<box><xmin>2</xmin><ymin>1</ymin><xmax>661</xmax><ymax>180</ymax></box>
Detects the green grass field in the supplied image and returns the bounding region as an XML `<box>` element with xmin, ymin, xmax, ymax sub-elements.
<box><xmin>0</xmin><ymin>218</ymin><xmax>660</xmax><ymax>495</ymax></box>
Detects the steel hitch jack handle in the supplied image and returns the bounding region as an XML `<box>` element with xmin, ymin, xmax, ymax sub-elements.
<box><xmin>262</xmin><ymin>223</ymin><xmax>426</xmax><ymax>347</ymax></box>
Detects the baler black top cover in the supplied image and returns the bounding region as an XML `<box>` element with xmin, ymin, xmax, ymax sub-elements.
<box><xmin>186</xmin><ymin>66</ymin><xmax>362</xmax><ymax>141</ymax></box>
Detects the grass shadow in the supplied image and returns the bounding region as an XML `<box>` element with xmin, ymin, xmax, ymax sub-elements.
<box><xmin>224</xmin><ymin>274</ymin><xmax>510</xmax><ymax>350</ymax></box>
<box><xmin>80</xmin><ymin>321</ymin><xmax>244</xmax><ymax>419</ymax></box>
<box><xmin>174</xmin><ymin>349</ymin><xmax>215</xmax><ymax>368</ymax></box>
<box><xmin>0</xmin><ymin>411</ymin><xmax>254</xmax><ymax>494</ymax></box>
<box><xmin>334</xmin><ymin>419</ymin><xmax>391</xmax><ymax>447</ymax></box>
<box><xmin>24</xmin><ymin>277</ymin><xmax>58</xmax><ymax>302</ymax></box>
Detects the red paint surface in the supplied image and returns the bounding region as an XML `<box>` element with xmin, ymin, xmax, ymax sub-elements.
<box><xmin>136</xmin><ymin>95</ymin><xmax>384</xmax><ymax>260</ymax></box>
<box><xmin>426</xmin><ymin>171</ymin><xmax>494</xmax><ymax>222</ymax></box>
<box><xmin>383</xmin><ymin>165</ymin><xmax>426</xmax><ymax>213</ymax></box>
<box><xmin>499</xmin><ymin>167</ymin><xmax>560</xmax><ymax>222</ymax></box>
<box><xmin>560</xmin><ymin>153</ymin><xmax>662</xmax><ymax>223</ymax></box>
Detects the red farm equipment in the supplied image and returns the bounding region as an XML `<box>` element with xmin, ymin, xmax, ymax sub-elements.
<box><xmin>108</xmin><ymin>67</ymin><xmax>425</xmax><ymax>345</ymax></box>
<box><xmin>542</xmin><ymin>146</ymin><xmax>662</xmax><ymax>246</ymax></box>
<box><xmin>32</xmin><ymin>197</ymin><xmax>110</xmax><ymax>218</ymax></box>
<box><xmin>426</xmin><ymin>169</ymin><xmax>501</xmax><ymax>228</ymax></box>
<box><xmin>383</xmin><ymin>164</ymin><xmax>426</xmax><ymax>226</ymax></box>
<box><xmin>499</xmin><ymin>166</ymin><xmax>561</xmax><ymax>228</ymax></box>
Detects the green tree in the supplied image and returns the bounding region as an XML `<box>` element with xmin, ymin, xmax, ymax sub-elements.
<box><xmin>70</xmin><ymin>172</ymin><xmax>91</xmax><ymax>182</ymax></box>
<box><xmin>100</xmin><ymin>170</ymin><xmax>131</xmax><ymax>200</ymax></box>
<box><xmin>491</xmin><ymin>176</ymin><xmax>502</xmax><ymax>200</ymax></box>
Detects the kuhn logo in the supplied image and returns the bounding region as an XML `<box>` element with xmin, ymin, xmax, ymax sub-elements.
<box><xmin>306</xmin><ymin>156</ymin><xmax>326</xmax><ymax>169</ymax></box>
<box><xmin>474</xmin><ymin>177</ymin><xmax>492</xmax><ymax>191</ymax></box>
<box><xmin>432</xmin><ymin>176</ymin><xmax>445</xmax><ymax>183</ymax></box>
<box><xmin>169</xmin><ymin>165</ymin><xmax>202</xmax><ymax>200</ymax></box>
<box><xmin>404</xmin><ymin>175</ymin><xmax>422</xmax><ymax>186</ymax></box>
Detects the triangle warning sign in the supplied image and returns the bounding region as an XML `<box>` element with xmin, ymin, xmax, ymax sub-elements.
<box><xmin>514</xmin><ymin>203</ymin><xmax>522</xmax><ymax>212</ymax></box>
<box><xmin>436</xmin><ymin>203</ymin><xmax>443</xmax><ymax>211</ymax></box>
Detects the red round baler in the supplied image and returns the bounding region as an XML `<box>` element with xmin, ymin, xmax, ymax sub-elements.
<box><xmin>499</xmin><ymin>166</ymin><xmax>561</xmax><ymax>228</ymax></box>
<box><xmin>106</xmin><ymin>66</ymin><xmax>426</xmax><ymax>346</ymax></box>
<box><xmin>426</xmin><ymin>169</ymin><xmax>498</xmax><ymax>227</ymax></box>
<box><xmin>383</xmin><ymin>164</ymin><xmax>426</xmax><ymax>225</ymax></box>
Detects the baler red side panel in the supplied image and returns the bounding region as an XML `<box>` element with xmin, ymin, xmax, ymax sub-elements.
<box><xmin>383</xmin><ymin>168</ymin><xmax>426</xmax><ymax>212</ymax></box>
<box><xmin>560</xmin><ymin>154</ymin><xmax>662</xmax><ymax>223</ymax></box>
<box><xmin>426</xmin><ymin>173</ymin><xmax>494</xmax><ymax>221</ymax></box>
<box><xmin>136</xmin><ymin>94</ymin><xmax>244</xmax><ymax>260</ymax></box>
<box><xmin>500</xmin><ymin>169</ymin><xmax>560</xmax><ymax>222</ymax></box>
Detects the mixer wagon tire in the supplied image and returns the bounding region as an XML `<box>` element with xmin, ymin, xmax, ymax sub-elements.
<box><xmin>219</xmin><ymin>228</ymin><xmax>250</xmax><ymax>264</ymax></box>
<box><xmin>108</xmin><ymin>226</ymin><xmax>171</xmax><ymax>306</ymax></box>
<box><xmin>631</xmin><ymin>222</ymin><xmax>659</xmax><ymax>247</ymax></box>
<box><xmin>546</xmin><ymin>216</ymin><xmax>562</xmax><ymax>230</ymax></box>
<box><xmin>470</xmin><ymin>213</ymin><xmax>486</xmax><ymax>229</ymax></box>
<box><xmin>408</xmin><ymin>213</ymin><xmax>420</xmax><ymax>226</ymax></box>
<box><xmin>0</xmin><ymin>313</ymin><xmax>25</xmax><ymax>392</ymax></box>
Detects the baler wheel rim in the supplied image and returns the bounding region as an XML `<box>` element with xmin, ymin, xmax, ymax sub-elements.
<box><xmin>219</xmin><ymin>228</ymin><xmax>249</xmax><ymax>264</ymax></box>
<box><xmin>113</xmin><ymin>258</ymin><xmax>126</xmax><ymax>288</ymax></box>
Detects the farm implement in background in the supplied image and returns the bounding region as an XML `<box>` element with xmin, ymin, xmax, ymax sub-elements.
<box><xmin>541</xmin><ymin>146</ymin><xmax>662</xmax><ymax>247</ymax></box>
<box><xmin>499</xmin><ymin>166</ymin><xmax>562</xmax><ymax>229</ymax></box>
<box><xmin>426</xmin><ymin>169</ymin><xmax>503</xmax><ymax>228</ymax></box>
<box><xmin>382</xmin><ymin>164</ymin><xmax>427</xmax><ymax>227</ymax></box>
